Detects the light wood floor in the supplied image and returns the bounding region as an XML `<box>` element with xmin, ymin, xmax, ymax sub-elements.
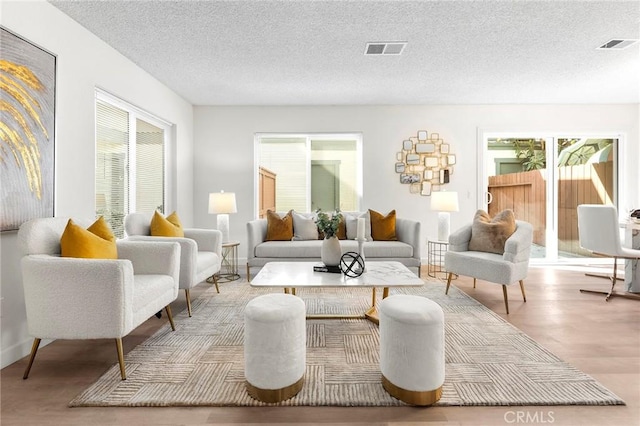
<box><xmin>2</xmin><ymin>266</ymin><xmax>639</xmax><ymax>426</ymax></box>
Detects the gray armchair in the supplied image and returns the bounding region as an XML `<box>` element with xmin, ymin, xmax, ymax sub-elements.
<box><xmin>444</xmin><ymin>220</ymin><xmax>533</xmax><ymax>314</ymax></box>
<box><xmin>124</xmin><ymin>212</ymin><xmax>223</xmax><ymax>317</ymax></box>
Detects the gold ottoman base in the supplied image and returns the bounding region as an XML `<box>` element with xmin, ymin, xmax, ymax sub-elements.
<box><xmin>246</xmin><ymin>376</ymin><xmax>304</xmax><ymax>403</ymax></box>
<box><xmin>382</xmin><ymin>374</ymin><xmax>442</xmax><ymax>406</ymax></box>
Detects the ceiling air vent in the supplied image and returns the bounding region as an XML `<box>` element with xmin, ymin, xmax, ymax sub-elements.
<box><xmin>597</xmin><ymin>39</ymin><xmax>638</xmax><ymax>50</ymax></box>
<box><xmin>365</xmin><ymin>42</ymin><xmax>407</xmax><ymax>55</ymax></box>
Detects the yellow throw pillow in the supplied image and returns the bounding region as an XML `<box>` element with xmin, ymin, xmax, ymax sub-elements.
<box><xmin>265</xmin><ymin>210</ymin><xmax>294</xmax><ymax>241</ymax></box>
<box><xmin>369</xmin><ymin>209</ymin><xmax>398</xmax><ymax>241</ymax></box>
<box><xmin>150</xmin><ymin>211</ymin><xmax>184</xmax><ymax>237</ymax></box>
<box><xmin>87</xmin><ymin>215</ymin><xmax>116</xmax><ymax>242</ymax></box>
<box><xmin>468</xmin><ymin>209</ymin><xmax>516</xmax><ymax>254</ymax></box>
<box><xmin>336</xmin><ymin>216</ymin><xmax>347</xmax><ymax>240</ymax></box>
<box><xmin>60</xmin><ymin>217</ymin><xmax>117</xmax><ymax>259</ymax></box>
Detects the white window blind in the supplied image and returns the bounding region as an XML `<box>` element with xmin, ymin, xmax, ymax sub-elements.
<box><xmin>95</xmin><ymin>100</ymin><xmax>129</xmax><ymax>238</ymax></box>
<box><xmin>135</xmin><ymin>118</ymin><xmax>165</xmax><ymax>213</ymax></box>
<box><xmin>259</xmin><ymin>138</ymin><xmax>307</xmax><ymax>212</ymax></box>
<box><xmin>95</xmin><ymin>91</ymin><xmax>169</xmax><ymax>238</ymax></box>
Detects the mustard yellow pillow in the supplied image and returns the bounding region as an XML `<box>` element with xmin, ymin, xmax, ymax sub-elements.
<box><xmin>265</xmin><ymin>210</ymin><xmax>293</xmax><ymax>241</ymax></box>
<box><xmin>336</xmin><ymin>217</ymin><xmax>347</xmax><ymax>240</ymax></box>
<box><xmin>150</xmin><ymin>211</ymin><xmax>184</xmax><ymax>237</ymax></box>
<box><xmin>60</xmin><ymin>217</ymin><xmax>117</xmax><ymax>259</ymax></box>
<box><xmin>369</xmin><ymin>209</ymin><xmax>398</xmax><ymax>241</ymax></box>
<box><xmin>87</xmin><ymin>215</ymin><xmax>116</xmax><ymax>242</ymax></box>
<box><xmin>468</xmin><ymin>209</ymin><xmax>516</xmax><ymax>254</ymax></box>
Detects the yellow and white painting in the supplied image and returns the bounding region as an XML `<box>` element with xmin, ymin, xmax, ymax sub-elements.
<box><xmin>1</xmin><ymin>27</ymin><xmax>55</xmax><ymax>231</ymax></box>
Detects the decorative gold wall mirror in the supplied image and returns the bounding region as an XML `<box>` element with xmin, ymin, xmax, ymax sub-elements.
<box><xmin>395</xmin><ymin>130</ymin><xmax>455</xmax><ymax>195</ymax></box>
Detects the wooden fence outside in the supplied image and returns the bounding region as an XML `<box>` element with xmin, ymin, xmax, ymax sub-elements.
<box><xmin>557</xmin><ymin>161</ymin><xmax>614</xmax><ymax>255</ymax></box>
<box><xmin>488</xmin><ymin>169</ymin><xmax>547</xmax><ymax>246</ymax></box>
<box><xmin>488</xmin><ymin>161</ymin><xmax>613</xmax><ymax>256</ymax></box>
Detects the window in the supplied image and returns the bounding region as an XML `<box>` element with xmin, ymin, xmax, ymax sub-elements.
<box><xmin>95</xmin><ymin>90</ymin><xmax>170</xmax><ymax>237</ymax></box>
<box><xmin>256</xmin><ymin>133</ymin><xmax>362</xmax><ymax>216</ymax></box>
<box><xmin>481</xmin><ymin>134</ymin><xmax>620</xmax><ymax>262</ymax></box>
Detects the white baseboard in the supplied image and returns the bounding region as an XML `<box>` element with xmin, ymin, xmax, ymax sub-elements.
<box><xmin>1</xmin><ymin>337</ymin><xmax>52</xmax><ymax>370</ymax></box>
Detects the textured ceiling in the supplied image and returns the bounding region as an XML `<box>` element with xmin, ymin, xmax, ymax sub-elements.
<box><xmin>49</xmin><ymin>0</ymin><xmax>640</xmax><ymax>106</ymax></box>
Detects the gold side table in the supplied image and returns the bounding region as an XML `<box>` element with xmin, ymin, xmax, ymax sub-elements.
<box><xmin>218</xmin><ymin>241</ymin><xmax>241</xmax><ymax>283</ymax></box>
<box><xmin>427</xmin><ymin>238</ymin><xmax>456</xmax><ymax>280</ymax></box>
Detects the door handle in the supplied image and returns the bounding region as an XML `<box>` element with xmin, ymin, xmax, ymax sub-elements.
<box><xmin>486</xmin><ymin>192</ymin><xmax>493</xmax><ymax>205</ymax></box>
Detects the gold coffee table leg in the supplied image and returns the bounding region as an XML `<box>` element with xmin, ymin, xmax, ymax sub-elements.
<box><xmin>363</xmin><ymin>287</ymin><xmax>389</xmax><ymax>325</ymax></box>
<box><xmin>294</xmin><ymin>286</ymin><xmax>390</xmax><ymax>325</ymax></box>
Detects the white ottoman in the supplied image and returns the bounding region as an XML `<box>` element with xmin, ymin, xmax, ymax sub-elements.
<box><xmin>379</xmin><ymin>294</ymin><xmax>445</xmax><ymax>406</ymax></box>
<box><xmin>244</xmin><ymin>293</ymin><xmax>306</xmax><ymax>402</ymax></box>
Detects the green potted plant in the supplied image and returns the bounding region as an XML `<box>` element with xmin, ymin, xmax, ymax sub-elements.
<box><xmin>315</xmin><ymin>209</ymin><xmax>342</xmax><ymax>238</ymax></box>
<box><xmin>315</xmin><ymin>209</ymin><xmax>343</xmax><ymax>266</ymax></box>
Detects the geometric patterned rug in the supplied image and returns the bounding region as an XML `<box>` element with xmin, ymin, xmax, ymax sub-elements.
<box><xmin>69</xmin><ymin>279</ymin><xmax>625</xmax><ymax>407</ymax></box>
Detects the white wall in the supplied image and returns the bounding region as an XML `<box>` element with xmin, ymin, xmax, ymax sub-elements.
<box><xmin>193</xmin><ymin>104</ymin><xmax>639</xmax><ymax>265</ymax></box>
<box><xmin>0</xmin><ymin>1</ymin><xmax>194</xmax><ymax>368</ymax></box>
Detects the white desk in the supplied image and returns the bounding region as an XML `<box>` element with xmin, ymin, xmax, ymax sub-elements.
<box><xmin>250</xmin><ymin>261</ymin><xmax>424</xmax><ymax>324</ymax></box>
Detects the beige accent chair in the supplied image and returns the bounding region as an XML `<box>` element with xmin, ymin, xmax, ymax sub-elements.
<box><xmin>444</xmin><ymin>220</ymin><xmax>533</xmax><ymax>314</ymax></box>
<box><xmin>577</xmin><ymin>204</ymin><xmax>640</xmax><ymax>302</ymax></box>
<box><xmin>124</xmin><ymin>212</ymin><xmax>223</xmax><ymax>316</ymax></box>
<box><xmin>18</xmin><ymin>217</ymin><xmax>181</xmax><ymax>380</ymax></box>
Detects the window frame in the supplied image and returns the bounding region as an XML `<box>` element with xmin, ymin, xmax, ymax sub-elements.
<box><xmin>477</xmin><ymin>129</ymin><xmax>625</xmax><ymax>265</ymax></box>
<box><xmin>95</xmin><ymin>88</ymin><xmax>173</xmax><ymax>236</ymax></box>
<box><xmin>253</xmin><ymin>132</ymin><xmax>363</xmax><ymax>217</ymax></box>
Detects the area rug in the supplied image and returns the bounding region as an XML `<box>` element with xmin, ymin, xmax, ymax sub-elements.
<box><xmin>69</xmin><ymin>279</ymin><xmax>624</xmax><ymax>407</ymax></box>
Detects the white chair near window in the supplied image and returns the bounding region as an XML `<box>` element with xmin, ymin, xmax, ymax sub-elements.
<box><xmin>577</xmin><ymin>204</ymin><xmax>640</xmax><ymax>302</ymax></box>
<box><xmin>18</xmin><ymin>217</ymin><xmax>181</xmax><ymax>380</ymax></box>
<box><xmin>124</xmin><ymin>212</ymin><xmax>223</xmax><ymax>316</ymax></box>
<box><xmin>444</xmin><ymin>220</ymin><xmax>533</xmax><ymax>314</ymax></box>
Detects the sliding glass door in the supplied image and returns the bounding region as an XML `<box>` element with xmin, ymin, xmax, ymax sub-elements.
<box><xmin>481</xmin><ymin>134</ymin><xmax>619</xmax><ymax>262</ymax></box>
<box><xmin>556</xmin><ymin>138</ymin><xmax>616</xmax><ymax>258</ymax></box>
<box><xmin>484</xmin><ymin>137</ymin><xmax>549</xmax><ymax>258</ymax></box>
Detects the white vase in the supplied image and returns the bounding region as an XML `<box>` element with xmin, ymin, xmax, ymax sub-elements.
<box><xmin>321</xmin><ymin>235</ymin><xmax>342</xmax><ymax>266</ymax></box>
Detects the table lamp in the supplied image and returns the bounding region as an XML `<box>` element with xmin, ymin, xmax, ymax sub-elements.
<box><xmin>430</xmin><ymin>191</ymin><xmax>459</xmax><ymax>242</ymax></box>
<box><xmin>209</xmin><ymin>191</ymin><xmax>237</xmax><ymax>243</ymax></box>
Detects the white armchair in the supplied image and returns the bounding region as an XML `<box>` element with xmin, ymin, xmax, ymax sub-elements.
<box><xmin>18</xmin><ymin>217</ymin><xmax>181</xmax><ymax>380</ymax></box>
<box><xmin>124</xmin><ymin>212</ymin><xmax>223</xmax><ymax>317</ymax></box>
<box><xmin>444</xmin><ymin>220</ymin><xmax>533</xmax><ymax>314</ymax></box>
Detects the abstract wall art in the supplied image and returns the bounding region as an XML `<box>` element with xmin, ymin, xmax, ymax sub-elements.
<box><xmin>1</xmin><ymin>27</ymin><xmax>56</xmax><ymax>231</ymax></box>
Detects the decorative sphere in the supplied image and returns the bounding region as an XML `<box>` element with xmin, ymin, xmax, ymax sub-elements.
<box><xmin>340</xmin><ymin>251</ymin><xmax>365</xmax><ymax>277</ymax></box>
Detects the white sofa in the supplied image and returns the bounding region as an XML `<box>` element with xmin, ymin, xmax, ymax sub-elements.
<box><xmin>246</xmin><ymin>212</ymin><xmax>422</xmax><ymax>279</ymax></box>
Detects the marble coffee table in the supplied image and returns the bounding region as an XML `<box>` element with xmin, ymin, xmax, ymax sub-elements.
<box><xmin>249</xmin><ymin>261</ymin><xmax>424</xmax><ymax>324</ymax></box>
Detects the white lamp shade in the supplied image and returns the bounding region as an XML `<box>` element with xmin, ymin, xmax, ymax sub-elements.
<box><xmin>430</xmin><ymin>191</ymin><xmax>459</xmax><ymax>212</ymax></box>
<box><xmin>208</xmin><ymin>191</ymin><xmax>237</xmax><ymax>214</ymax></box>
